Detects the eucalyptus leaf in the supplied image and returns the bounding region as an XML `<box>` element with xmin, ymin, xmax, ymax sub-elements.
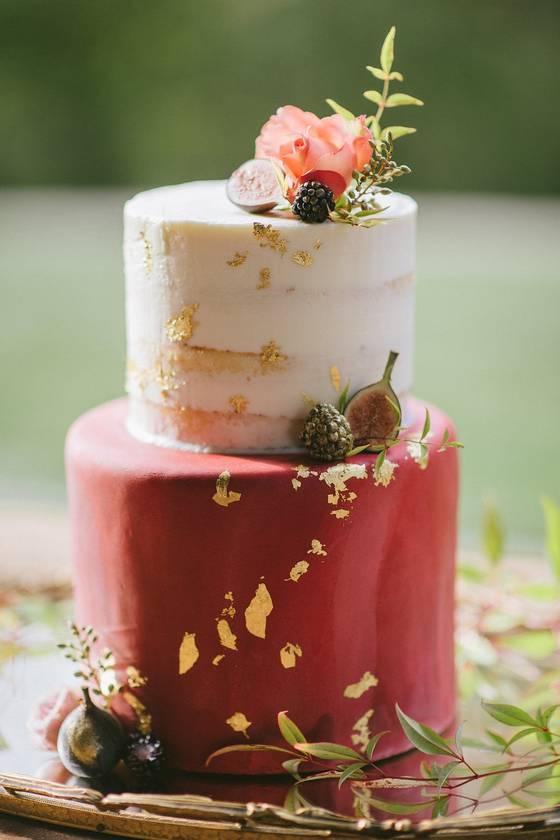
<box><xmin>338</xmin><ymin>381</ymin><xmax>351</xmax><ymax>413</ymax></box>
<box><xmin>482</xmin><ymin>702</ymin><xmax>539</xmax><ymax>728</ymax></box>
<box><xmin>479</xmin><ymin>772</ymin><xmax>505</xmax><ymax>796</ymax></box>
<box><xmin>421</xmin><ymin>407</ymin><xmax>431</xmax><ymax>441</ymax></box>
<box><xmin>396</xmin><ymin>705</ymin><xmax>456</xmax><ymax>757</ymax></box>
<box><xmin>363</xmin><ymin>90</ymin><xmax>383</xmax><ymax>106</ymax></box>
<box><xmin>431</xmin><ymin>796</ymin><xmax>449</xmax><ymax>818</ymax></box>
<box><xmin>502</xmin><ymin>727</ymin><xmax>540</xmax><ymax>751</ymax></box>
<box><xmin>381</xmin><ymin>126</ymin><xmax>417</xmax><ymax>141</ymax></box>
<box><xmin>385</xmin><ymin>93</ymin><xmax>424</xmax><ymax>108</ymax></box>
<box><xmin>355</xmin><ymin>792</ymin><xmax>432</xmax><ymax>816</ymax></box>
<box><xmin>206</xmin><ymin>743</ymin><xmax>296</xmax><ymax>765</ymax></box>
<box><xmin>507</xmin><ymin>793</ymin><xmax>532</xmax><ymax>808</ymax></box>
<box><xmin>282</xmin><ymin>758</ymin><xmax>303</xmax><ymax>778</ymax></box>
<box><xmin>380</xmin><ymin>26</ymin><xmax>396</xmax><ymax>74</ymax></box>
<box><xmin>325</xmin><ymin>98</ymin><xmax>355</xmax><ymax>121</ymax></box>
<box><xmin>278</xmin><ymin>711</ymin><xmax>306</xmax><ymax>746</ymax></box>
<box><xmin>542</xmin><ymin>496</ymin><xmax>560</xmax><ymax>581</ymax></box>
<box><xmin>294</xmin><ymin>741</ymin><xmax>363</xmax><ymax>762</ymax></box>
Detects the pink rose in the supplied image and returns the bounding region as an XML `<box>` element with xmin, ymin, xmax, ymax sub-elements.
<box><xmin>255</xmin><ymin>105</ymin><xmax>372</xmax><ymax>200</ymax></box>
<box><xmin>28</xmin><ymin>685</ymin><xmax>82</xmax><ymax>751</ymax></box>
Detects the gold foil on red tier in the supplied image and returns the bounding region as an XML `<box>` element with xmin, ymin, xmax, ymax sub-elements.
<box><xmin>351</xmin><ymin>709</ymin><xmax>374</xmax><ymax>751</ymax></box>
<box><xmin>213</xmin><ymin>471</ymin><xmax>242</xmax><ymax>507</ymax></box>
<box><xmin>280</xmin><ymin>642</ymin><xmax>302</xmax><ymax>669</ymax></box>
<box><xmin>343</xmin><ymin>670</ymin><xmax>379</xmax><ymax>699</ymax></box>
<box><xmin>226</xmin><ymin>712</ymin><xmax>252</xmax><ymax>738</ymax></box>
<box><xmin>252</xmin><ymin>222</ymin><xmax>288</xmax><ymax>254</ymax></box>
<box><xmin>178</xmin><ymin>632</ymin><xmax>200</xmax><ymax>675</ymax></box>
<box><xmin>308</xmin><ymin>539</ymin><xmax>327</xmax><ymax>557</ymax></box>
<box><xmin>165</xmin><ymin>303</ymin><xmax>199</xmax><ymax>343</ymax></box>
<box><xmin>244</xmin><ymin>582</ymin><xmax>273</xmax><ymax>638</ymax></box>
<box><xmin>286</xmin><ymin>560</ymin><xmax>310</xmax><ymax>582</ymax></box>
<box><xmin>217</xmin><ymin>618</ymin><xmax>238</xmax><ymax>650</ymax></box>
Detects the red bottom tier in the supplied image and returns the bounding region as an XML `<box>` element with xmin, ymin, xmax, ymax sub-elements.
<box><xmin>66</xmin><ymin>397</ymin><xmax>459</xmax><ymax>774</ymax></box>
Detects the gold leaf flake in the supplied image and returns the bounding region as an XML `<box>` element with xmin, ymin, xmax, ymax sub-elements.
<box><xmin>291</xmin><ymin>478</ymin><xmax>302</xmax><ymax>491</ymax></box>
<box><xmin>166</xmin><ymin>303</ymin><xmax>199</xmax><ymax>344</ymax></box>
<box><xmin>245</xmin><ymin>582</ymin><xmax>273</xmax><ymax>638</ymax></box>
<box><xmin>139</xmin><ymin>230</ymin><xmax>152</xmax><ymax>273</ymax></box>
<box><xmin>212</xmin><ymin>654</ymin><xmax>225</xmax><ymax>666</ymax></box>
<box><xmin>331</xmin><ymin>509</ymin><xmax>350</xmax><ymax>519</ymax></box>
<box><xmin>291</xmin><ymin>250</ymin><xmax>314</xmax><ymax>267</ymax></box>
<box><xmin>213</xmin><ymin>470</ymin><xmax>242</xmax><ymax>507</ymax></box>
<box><xmin>126</xmin><ymin>666</ymin><xmax>147</xmax><ymax>688</ymax></box>
<box><xmin>154</xmin><ymin>360</ymin><xmax>178</xmax><ymax>401</ymax></box>
<box><xmin>313</xmin><ymin>239</ymin><xmax>322</xmax><ymax>250</ymax></box>
<box><xmin>253</xmin><ymin>222</ymin><xmax>288</xmax><ymax>254</ymax></box>
<box><xmin>307</xmin><ymin>539</ymin><xmax>327</xmax><ymax>556</ymax></box>
<box><xmin>226</xmin><ymin>251</ymin><xmax>248</xmax><ymax>267</ymax></box>
<box><xmin>229</xmin><ymin>394</ymin><xmax>249</xmax><ymax>414</ymax></box>
<box><xmin>219</xmin><ymin>591</ymin><xmax>236</xmax><ymax>619</ymax></box>
<box><xmin>257</xmin><ymin>267</ymin><xmax>271</xmax><ymax>289</ymax></box>
<box><xmin>330</xmin><ymin>365</ymin><xmax>341</xmax><ymax>392</ymax></box>
<box><xmin>294</xmin><ymin>465</ymin><xmax>318</xmax><ymax>480</ymax></box>
<box><xmin>122</xmin><ymin>690</ymin><xmax>152</xmax><ymax>735</ymax></box>
<box><xmin>226</xmin><ymin>711</ymin><xmax>252</xmax><ymax>738</ymax></box>
<box><xmin>344</xmin><ymin>670</ymin><xmax>379</xmax><ymax>699</ymax></box>
<box><xmin>260</xmin><ymin>340</ymin><xmax>287</xmax><ymax>371</ymax></box>
<box><xmin>217</xmin><ymin>618</ymin><xmax>238</xmax><ymax>650</ymax></box>
<box><xmin>285</xmin><ymin>560</ymin><xmax>310</xmax><ymax>582</ymax></box>
<box><xmin>373</xmin><ymin>458</ymin><xmax>399</xmax><ymax>487</ymax></box>
<box><xmin>351</xmin><ymin>709</ymin><xmax>374</xmax><ymax>751</ymax></box>
<box><xmin>280</xmin><ymin>642</ymin><xmax>303</xmax><ymax>669</ymax></box>
<box><xmin>320</xmin><ymin>463</ymin><xmax>368</xmax><ymax>506</ymax></box>
<box><xmin>179</xmin><ymin>632</ymin><xmax>200</xmax><ymax>675</ymax></box>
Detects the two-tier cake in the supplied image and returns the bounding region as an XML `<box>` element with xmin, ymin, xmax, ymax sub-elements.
<box><xmin>65</xmin><ymin>31</ymin><xmax>459</xmax><ymax>774</ymax></box>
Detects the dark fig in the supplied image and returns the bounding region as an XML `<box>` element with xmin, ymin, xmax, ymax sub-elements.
<box><xmin>344</xmin><ymin>350</ymin><xmax>402</xmax><ymax>452</ymax></box>
<box><xmin>57</xmin><ymin>690</ymin><xmax>125</xmax><ymax>779</ymax></box>
<box><xmin>226</xmin><ymin>159</ymin><xmax>283</xmax><ymax>213</ymax></box>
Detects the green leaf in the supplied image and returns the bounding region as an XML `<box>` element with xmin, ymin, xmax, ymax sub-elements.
<box><xmin>434</xmin><ymin>760</ymin><xmax>461</xmax><ymax>789</ymax></box>
<box><xmin>338</xmin><ymin>761</ymin><xmax>367</xmax><ymax>788</ymax></box>
<box><xmin>346</xmin><ymin>444</ymin><xmax>371</xmax><ymax>458</ymax></box>
<box><xmin>325</xmin><ymin>98</ymin><xmax>355</xmax><ymax>121</ymax></box>
<box><xmin>380</xmin><ymin>26</ymin><xmax>396</xmax><ymax>74</ymax></box>
<box><xmin>458</xmin><ymin>563</ymin><xmax>486</xmax><ymax>583</ymax></box>
<box><xmin>502</xmin><ymin>727</ymin><xmax>540</xmax><ymax>750</ymax></box>
<box><xmin>294</xmin><ymin>742</ymin><xmax>363</xmax><ymax>762</ymax></box>
<box><xmin>282</xmin><ymin>758</ymin><xmax>303</xmax><ymax>778</ymax></box>
<box><xmin>506</xmin><ymin>793</ymin><xmax>532</xmax><ymax>809</ymax></box>
<box><xmin>480</xmin><ymin>772</ymin><xmax>505</xmax><ymax>796</ymax></box>
<box><xmin>363</xmin><ymin>89</ymin><xmax>383</xmax><ymax>106</ymax></box>
<box><xmin>366</xmin><ymin>66</ymin><xmax>388</xmax><ymax>81</ymax></box>
<box><xmin>278</xmin><ymin>711</ymin><xmax>306</xmax><ymax>746</ymax></box>
<box><xmin>482</xmin><ymin>501</ymin><xmax>505</xmax><ymax>566</ymax></box>
<box><xmin>385</xmin><ymin>93</ymin><xmax>424</xmax><ymax>108</ymax></box>
<box><xmin>421</xmin><ymin>408</ymin><xmax>431</xmax><ymax>441</ymax></box>
<box><xmin>366</xmin><ymin>115</ymin><xmax>381</xmax><ymax>140</ymax></box>
<box><xmin>542</xmin><ymin>496</ymin><xmax>560</xmax><ymax>581</ymax></box>
<box><xmin>365</xmin><ymin>731</ymin><xmax>389</xmax><ymax>760</ymax></box>
<box><xmin>374</xmin><ymin>448</ymin><xmax>386</xmax><ymax>480</ymax></box>
<box><xmin>485</xmin><ymin>730</ymin><xmax>508</xmax><ymax>749</ymax></box>
<box><xmin>338</xmin><ymin>381</ymin><xmax>351</xmax><ymax>413</ymax></box>
<box><xmin>482</xmin><ymin>702</ymin><xmax>539</xmax><ymax>728</ymax></box>
<box><xmin>396</xmin><ymin>706</ymin><xmax>456</xmax><ymax>757</ymax></box>
<box><xmin>431</xmin><ymin>796</ymin><xmax>449</xmax><ymax>818</ymax></box>
<box><xmin>206</xmin><ymin>743</ymin><xmax>296</xmax><ymax>766</ymax></box>
<box><xmin>380</xmin><ymin>126</ymin><xmax>417</xmax><ymax>141</ymax></box>
<box><xmin>523</xmin><ymin>766</ymin><xmax>556</xmax><ymax>787</ymax></box>
<box><xmin>355</xmin><ymin>792</ymin><xmax>431</xmax><ymax>816</ymax></box>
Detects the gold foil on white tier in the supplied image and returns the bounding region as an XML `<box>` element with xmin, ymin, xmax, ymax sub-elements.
<box><xmin>124</xmin><ymin>181</ymin><xmax>417</xmax><ymax>451</ymax></box>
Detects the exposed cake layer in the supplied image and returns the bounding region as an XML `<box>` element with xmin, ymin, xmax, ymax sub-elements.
<box><xmin>124</xmin><ymin>181</ymin><xmax>417</xmax><ymax>451</ymax></box>
<box><xmin>66</xmin><ymin>397</ymin><xmax>458</xmax><ymax>773</ymax></box>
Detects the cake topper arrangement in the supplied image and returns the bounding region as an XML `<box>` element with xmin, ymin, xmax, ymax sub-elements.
<box><xmin>227</xmin><ymin>26</ymin><xmax>423</xmax><ymax>226</ymax></box>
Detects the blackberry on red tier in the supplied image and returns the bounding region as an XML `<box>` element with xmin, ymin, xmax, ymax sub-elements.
<box><xmin>124</xmin><ymin>732</ymin><xmax>165</xmax><ymax>777</ymax></box>
<box><xmin>292</xmin><ymin>180</ymin><xmax>335</xmax><ymax>223</ymax></box>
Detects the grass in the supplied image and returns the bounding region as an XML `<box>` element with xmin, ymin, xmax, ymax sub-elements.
<box><xmin>1</xmin><ymin>190</ymin><xmax>559</xmax><ymax>547</ymax></box>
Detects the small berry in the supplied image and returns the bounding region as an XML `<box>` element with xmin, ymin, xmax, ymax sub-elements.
<box><xmin>292</xmin><ymin>180</ymin><xmax>335</xmax><ymax>223</ymax></box>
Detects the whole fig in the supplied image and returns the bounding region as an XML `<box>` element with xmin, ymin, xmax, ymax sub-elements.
<box><xmin>57</xmin><ymin>690</ymin><xmax>125</xmax><ymax>778</ymax></box>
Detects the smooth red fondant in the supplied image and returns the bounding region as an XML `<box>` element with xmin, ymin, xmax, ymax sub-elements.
<box><xmin>65</xmin><ymin>397</ymin><xmax>458</xmax><ymax>774</ymax></box>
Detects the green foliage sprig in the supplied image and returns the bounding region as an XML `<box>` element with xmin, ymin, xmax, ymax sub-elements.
<box><xmin>57</xmin><ymin>622</ymin><xmax>117</xmax><ymax>702</ymax></box>
<box><xmin>207</xmin><ymin>703</ymin><xmax>560</xmax><ymax>819</ymax></box>
<box><xmin>327</xmin><ymin>26</ymin><xmax>423</xmax><ymax>227</ymax></box>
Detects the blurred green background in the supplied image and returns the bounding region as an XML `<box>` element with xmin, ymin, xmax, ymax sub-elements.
<box><xmin>1</xmin><ymin>0</ymin><xmax>559</xmax><ymax>547</ymax></box>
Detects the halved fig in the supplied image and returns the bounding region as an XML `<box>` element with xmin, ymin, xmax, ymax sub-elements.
<box><xmin>344</xmin><ymin>350</ymin><xmax>402</xmax><ymax>452</ymax></box>
<box><xmin>226</xmin><ymin>159</ymin><xmax>283</xmax><ymax>213</ymax></box>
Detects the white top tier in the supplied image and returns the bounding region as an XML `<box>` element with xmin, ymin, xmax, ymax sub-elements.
<box><xmin>124</xmin><ymin>180</ymin><xmax>417</xmax><ymax>452</ymax></box>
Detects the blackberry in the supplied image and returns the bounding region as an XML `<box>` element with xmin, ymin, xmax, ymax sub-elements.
<box><xmin>292</xmin><ymin>180</ymin><xmax>335</xmax><ymax>223</ymax></box>
<box><xmin>124</xmin><ymin>732</ymin><xmax>165</xmax><ymax>778</ymax></box>
<box><xmin>300</xmin><ymin>403</ymin><xmax>354</xmax><ymax>461</ymax></box>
